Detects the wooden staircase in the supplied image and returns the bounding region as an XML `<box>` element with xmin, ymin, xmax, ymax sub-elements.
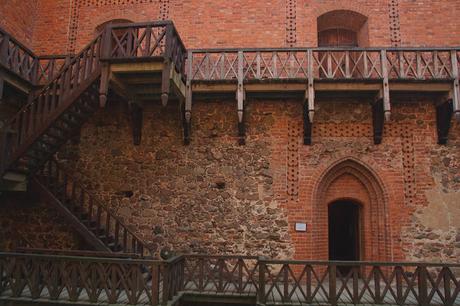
<box><xmin>32</xmin><ymin>158</ymin><xmax>153</xmax><ymax>257</ymax></box>
<box><xmin>0</xmin><ymin>33</ymin><xmax>104</xmax><ymax>180</ymax></box>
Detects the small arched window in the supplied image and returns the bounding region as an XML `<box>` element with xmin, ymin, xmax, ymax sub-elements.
<box><xmin>317</xmin><ymin>10</ymin><xmax>368</xmax><ymax>47</ymax></box>
<box><xmin>95</xmin><ymin>19</ymin><xmax>134</xmax><ymax>34</ymax></box>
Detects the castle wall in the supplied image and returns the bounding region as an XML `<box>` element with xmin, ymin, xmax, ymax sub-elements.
<box><xmin>58</xmin><ymin>97</ymin><xmax>460</xmax><ymax>261</ymax></box>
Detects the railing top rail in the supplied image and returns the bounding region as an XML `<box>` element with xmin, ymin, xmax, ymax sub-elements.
<box><xmin>37</xmin><ymin>54</ymin><xmax>72</xmax><ymax>60</ymax></box>
<box><xmin>261</xmin><ymin>258</ymin><xmax>460</xmax><ymax>267</ymax></box>
<box><xmin>109</xmin><ymin>20</ymin><xmax>173</xmax><ymax>29</ymax></box>
<box><xmin>0</xmin><ymin>25</ymin><xmax>37</xmax><ymax>58</ymax></box>
<box><xmin>184</xmin><ymin>254</ymin><xmax>260</xmax><ymax>259</ymax></box>
<box><xmin>189</xmin><ymin>46</ymin><xmax>460</xmax><ymax>53</ymax></box>
<box><xmin>15</xmin><ymin>247</ymin><xmax>140</xmax><ymax>258</ymax></box>
<box><xmin>0</xmin><ymin>252</ymin><xmax>159</xmax><ymax>264</ymax></box>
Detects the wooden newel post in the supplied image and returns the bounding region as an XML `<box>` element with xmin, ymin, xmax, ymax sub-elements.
<box><xmin>151</xmin><ymin>264</ymin><xmax>160</xmax><ymax>306</ymax></box>
<box><xmin>329</xmin><ymin>264</ymin><xmax>337</xmax><ymax>306</ymax></box>
<box><xmin>99</xmin><ymin>26</ymin><xmax>112</xmax><ymax>108</ymax></box>
<box><xmin>161</xmin><ymin>23</ymin><xmax>174</xmax><ymax>107</ymax></box>
<box><xmin>258</xmin><ymin>258</ymin><xmax>266</xmax><ymax>305</ymax></box>
<box><xmin>162</xmin><ymin>263</ymin><xmax>170</xmax><ymax>305</ymax></box>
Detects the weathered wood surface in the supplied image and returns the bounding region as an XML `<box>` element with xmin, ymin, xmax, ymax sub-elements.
<box><xmin>2</xmin><ymin>254</ymin><xmax>458</xmax><ymax>306</ymax></box>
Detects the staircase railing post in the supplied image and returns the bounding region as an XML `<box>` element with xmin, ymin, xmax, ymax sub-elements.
<box><xmin>329</xmin><ymin>263</ymin><xmax>337</xmax><ymax>306</ymax></box>
<box><xmin>161</xmin><ymin>262</ymin><xmax>170</xmax><ymax>305</ymax></box>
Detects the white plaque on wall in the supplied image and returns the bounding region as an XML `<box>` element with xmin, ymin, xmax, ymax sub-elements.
<box><xmin>295</xmin><ymin>222</ymin><xmax>307</xmax><ymax>232</ymax></box>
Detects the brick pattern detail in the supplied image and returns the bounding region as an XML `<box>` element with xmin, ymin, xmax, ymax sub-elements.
<box><xmin>81</xmin><ymin>0</ymin><xmax>156</xmax><ymax>6</ymax></box>
<box><xmin>287</xmin><ymin>120</ymin><xmax>300</xmax><ymax>200</ymax></box>
<box><xmin>67</xmin><ymin>0</ymin><xmax>80</xmax><ymax>54</ymax></box>
<box><xmin>314</xmin><ymin>123</ymin><xmax>372</xmax><ymax>138</ymax></box>
<box><xmin>159</xmin><ymin>0</ymin><xmax>170</xmax><ymax>20</ymax></box>
<box><xmin>388</xmin><ymin>0</ymin><xmax>401</xmax><ymax>46</ymax></box>
<box><xmin>286</xmin><ymin>0</ymin><xmax>297</xmax><ymax>47</ymax></box>
<box><xmin>401</xmin><ymin>126</ymin><xmax>416</xmax><ymax>205</ymax></box>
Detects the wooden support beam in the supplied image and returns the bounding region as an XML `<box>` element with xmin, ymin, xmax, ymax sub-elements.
<box><xmin>450</xmin><ymin>50</ymin><xmax>460</xmax><ymax>122</ymax></box>
<box><xmin>303</xmin><ymin>101</ymin><xmax>312</xmax><ymax>145</ymax></box>
<box><xmin>436</xmin><ymin>95</ymin><xmax>453</xmax><ymax>145</ymax></box>
<box><xmin>380</xmin><ymin>50</ymin><xmax>391</xmax><ymax>121</ymax></box>
<box><xmin>372</xmin><ymin>95</ymin><xmax>385</xmax><ymax>145</ymax></box>
<box><xmin>99</xmin><ymin>63</ymin><xmax>110</xmax><ymax>107</ymax></box>
<box><xmin>184</xmin><ymin>50</ymin><xmax>192</xmax><ymax>145</ymax></box>
<box><xmin>161</xmin><ymin>25</ymin><xmax>174</xmax><ymax>107</ymax></box>
<box><xmin>237</xmin><ymin>51</ymin><xmax>245</xmax><ymax>145</ymax></box>
<box><xmin>306</xmin><ymin>50</ymin><xmax>315</xmax><ymax>122</ymax></box>
<box><xmin>109</xmin><ymin>71</ymin><xmax>131</xmax><ymax>101</ymax></box>
<box><xmin>130</xmin><ymin>102</ymin><xmax>143</xmax><ymax>145</ymax></box>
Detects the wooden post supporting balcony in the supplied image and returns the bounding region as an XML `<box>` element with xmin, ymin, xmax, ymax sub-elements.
<box><xmin>450</xmin><ymin>50</ymin><xmax>460</xmax><ymax>122</ymax></box>
<box><xmin>184</xmin><ymin>50</ymin><xmax>193</xmax><ymax>145</ymax></box>
<box><xmin>237</xmin><ymin>51</ymin><xmax>246</xmax><ymax>145</ymax></box>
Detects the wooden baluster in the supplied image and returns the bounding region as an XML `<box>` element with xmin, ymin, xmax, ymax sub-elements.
<box><xmin>238</xmin><ymin>258</ymin><xmax>243</xmax><ymax>293</ymax></box>
<box><xmin>418</xmin><ymin>265</ymin><xmax>429</xmax><ymax>306</ymax></box>
<box><xmin>162</xmin><ymin>263</ymin><xmax>170</xmax><ymax>303</ymax></box>
<box><xmin>306</xmin><ymin>265</ymin><xmax>312</xmax><ymax>303</ymax></box>
<box><xmin>374</xmin><ymin>267</ymin><xmax>382</xmax><ymax>304</ymax></box>
<box><xmin>217</xmin><ymin>259</ymin><xmax>224</xmax><ymax>292</ymax></box>
<box><xmin>151</xmin><ymin>264</ymin><xmax>159</xmax><ymax>306</ymax></box>
<box><xmin>416</xmin><ymin>51</ymin><xmax>423</xmax><ymax>79</ymax></box>
<box><xmin>283</xmin><ymin>264</ymin><xmax>289</xmax><ymax>302</ymax></box>
<box><xmin>329</xmin><ymin>264</ymin><xmax>337</xmax><ymax>306</ymax></box>
<box><xmin>352</xmin><ymin>266</ymin><xmax>359</xmax><ymax>304</ymax></box>
<box><xmin>198</xmin><ymin>257</ymin><xmax>204</xmax><ymax>291</ymax></box>
<box><xmin>399</xmin><ymin>51</ymin><xmax>405</xmax><ymax>78</ymax></box>
<box><xmin>258</xmin><ymin>260</ymin><xmax>266</xmax><ymax>305</ymax></box>
<box><xmin>105</xmin><ymin>212</ymin><xmax>111</xmax><ymax>242</ymax></box>
<box><xmin>396</xmin><ymin>266</ymin><xmax>403</xmax><ymax>304</ymax></box>
<box><xmin>87</xmin><ymin>197</ymin><xmax>93</xmax><ymax>223</ymax></box>
<box><xmin>96</xmin><ymin>206</ymin><xmax>102</xmax><ymax>235</ymax></box>
<box><xmin>144</xmin><ymin>26</ymin><xmax>152</xmax><ymax>57</ymax></box>
<box><xmin>114</xmin><ymin>221</ymin><xmax>120</xmax><ymax>249</ymax></box>
<box><xmin>443</xmin><ymin>267</ymin><xmax>453</xmax><ymax>306</ymax></box>
<box><xmin>345</xmin><ymin>50</ymin><xmax>351</xmax><ymax>78</ymax></box>
<box><xmin>123</xmin><ymin>228</ymin><xmax>128</xmax><ymax>252</ymax></box>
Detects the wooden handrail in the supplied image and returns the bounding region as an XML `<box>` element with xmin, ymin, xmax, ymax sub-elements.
<box><xmin>0</xmin><ymin>253</ymin><xmax>459</xmax><ymax>305</ymax></box>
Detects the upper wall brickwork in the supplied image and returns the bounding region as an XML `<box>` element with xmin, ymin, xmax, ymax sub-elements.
<box><xmin>1</xmin><ymin>0</ymin><xmax>458</xmax><ymax>56</ymax></box>
<box><xmin>0</xmin><ymin>0</ymin><xmax>38</xmax><ymax>48</ymax></box>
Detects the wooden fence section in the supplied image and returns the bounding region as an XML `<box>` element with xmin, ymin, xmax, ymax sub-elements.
<box><xmin>1</xmin><ymin>254</ymin><xmax>459</xmax><ymax>305</ymax></box>
<box><xmin>103</xmin><ymin>21</ymin><xmax>187</xmax><ymax>75</ymax></box>
<box><xmin>189</xmin><ymin>48</ymin><xmax>460</xmax><ymax>81</ymax></box>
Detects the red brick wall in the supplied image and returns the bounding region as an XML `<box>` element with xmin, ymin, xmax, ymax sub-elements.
<box><xmin>399</xmin><ymin>0</ymin><xmax>460</xmax><ymax>46</ymax></box>
<box><xmin>0</xmin><ymin>0</ymin><xmax>38</xmax><ymax>48</ymax></box>
<box><xmin>32</xmin><ymin>0</ymin><xmax>71</xmax><ymax>55</ymax></box>
<box><xmin>25</xmin><ymin>0</ymin><xmax>460</xmax><ymax>55</ymax></box>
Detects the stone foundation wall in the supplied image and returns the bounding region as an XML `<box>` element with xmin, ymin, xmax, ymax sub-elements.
<box><xmin>58</xmin><ymin>96</ymin><xmax>460</xmax><ymax>261</ymax></box>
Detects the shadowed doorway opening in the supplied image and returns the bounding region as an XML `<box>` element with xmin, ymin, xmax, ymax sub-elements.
<box><xmin>328</xmin><ymin>200</ymin><xmax>361</xmax><ymax>274</ymax></box>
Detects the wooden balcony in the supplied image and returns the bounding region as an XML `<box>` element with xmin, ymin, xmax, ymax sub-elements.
<box><xmin>185</xmin><ymin>48</ymin><xmax>460</xmax><ymax>145</ymax></box>
<box><xmin>0</xmin><ymin>252</ymin><xmax>459</xmax><ymax>306</ymax></box>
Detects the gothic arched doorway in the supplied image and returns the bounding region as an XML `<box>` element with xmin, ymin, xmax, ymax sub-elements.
<box><xmin>312</xmin><ymin>158</ymin><xmax>391</xmax><ymax>262</ymax></box>
<box><xmin>328</xmin><ymin>200</ymin><xmax>361</xmax><ymax>262</ymax></box>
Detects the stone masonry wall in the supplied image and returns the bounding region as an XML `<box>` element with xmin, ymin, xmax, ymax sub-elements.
<box><xmin>58</xmin><ymin>96</ymin><xmax>460</xmax><ymax>261</ymax></box>
<box><xmin>0</xmin><ymin>193</ymin><xmax>84</xmax><ymax>251</ymax></box>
